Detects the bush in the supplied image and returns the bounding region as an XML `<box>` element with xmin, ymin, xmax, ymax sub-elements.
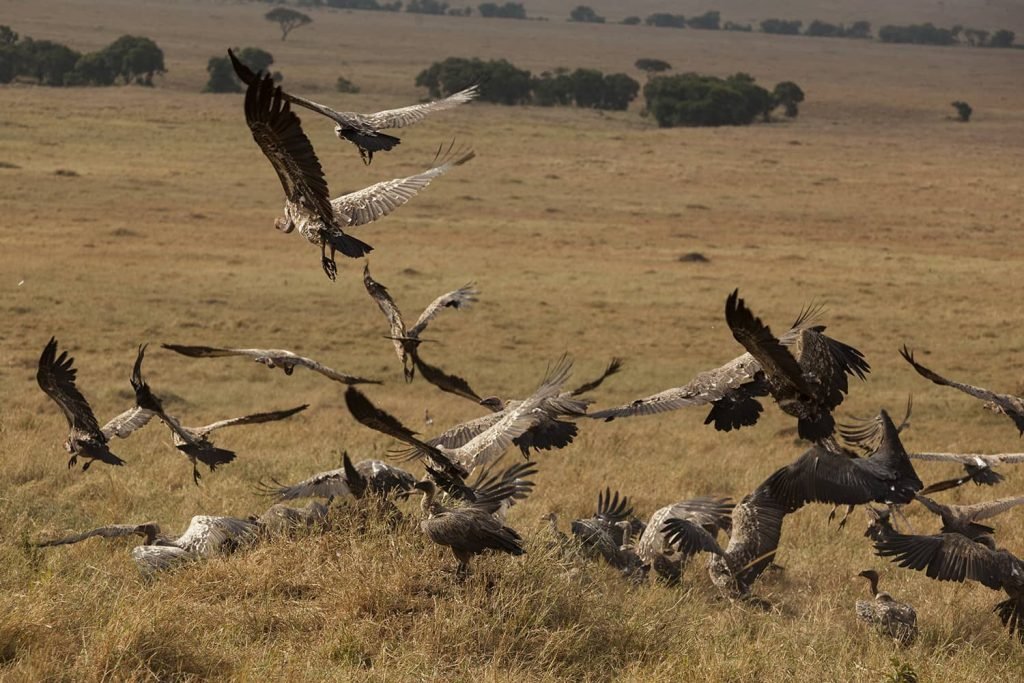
<box><xmin>407</xmin><ymin>0</ymin><xmax>448</xmax><ymax>14</ymax></box>
<box><xmin>635</xmin><ymin>58</ymin><xmax>671</xmax><ymax>74</ymax></box>
<box><xmin>760</xmin><ymin>19</ymin><xmax>802</xmax><ymax>35</ymax></box>
<box><xmin>336</xmin><ymin>75</ymin><xmax>360</xmax><ymax>93</ymax></box>
<box><xmin>65</xmin><ymin>51</ymin><xmax>117</xmax><ymax>86</ymax></box>
<box><xmin>723</xmin><ymin>21</ymin><xmax>752</xmax><ymax>32</ymax></box>
<box><xmin>100</xmin><ymin>35</ymin><xmax>165</xmax><ymax>85</ymax></box>
<box><xmin>598</xmin><ymin>72</ymin><xmax>640</xmax><ymax>110</ymax></box>
<box><xmin>646</xmin><ymin>14</ymin><xmax>686</xmax><ymax>29</ymax></box>
<box><xmin>988</xmin><ymin>29</ymin><xmax>1015</xmax><ymax>47</ymax></box>
<box><xmin>531</xmin><ymin>69</ymin><xmax>573</xmax><ymax>106</ymax></box>
<box><xmin>773</xmin><ymin>81</ymin><xmax>805</xmax><ymax>117</ymax></box>
<box><xmin>644</xmin><ymin>72</ymin><xmax>777</xmax><ymax>127</ymax></box>
<box><xmin>447</xmin><ymin>7</ymin><xmax>472</xmax><ymax>15</ymax></box>
<box><xmin>417</xmin><ymin>56</ymin><xmax>531</xmax><ymax>104</ymax></box>
<box><xmin>805</xmin><ymin>20</ymin><xmax>842</xmax><ymax>38</ymax></box>
<box><xmin>951</xmin><ymin>100</ymin><xmax>972</xmax><ymax>122</ymax></box>
<box><xmin>621</xmin><ymin>16</ymin><xmax>640</xmax><ymax>26</ymax></box>
<box><xmin>569</xmin><ymin>5</ymin><xmax>604</xmax><ymax>23</ymax></box>
<box><xmin>686</xmin><ymin>11</ymin><xmax>720</xmax><ymax>30</ymax></box>
<box><xmin>325</xmin><ymin>0</ymin><xmax>402</xmax><ymax>9</ymax></box>
<box><xmin>478</xmin><ymin>2</ymin><xmax>526</xmax><ymax>19</ymax></box>
<box><xmin>204</xmin><ymin>56</ymin><xmax>240</xmax><ymax>93</ymax></box>
<box><xmin>845</xmin><ymin>20</ymin><xmax>872</xmax><ymax>39</ymax></box>
<box><xmin>17</xmin><ymin>38</ymin><xmax>80</xmax><ymax>85</ymax></box>
<box><xmin>878</xmin><ymin>23</ymin><xmax>957</xmax><ymax>45</ymax></box>
<box><xmin>235</xmin><ymin>47</ymin><xmax>274</xmax><ymax>74</ymax></box>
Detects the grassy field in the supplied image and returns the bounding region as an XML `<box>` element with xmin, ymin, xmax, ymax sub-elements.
<box><xmin>2</xmin><ymin>0</ymin><xmax>1024</xmax><ymax>680</ymax></box>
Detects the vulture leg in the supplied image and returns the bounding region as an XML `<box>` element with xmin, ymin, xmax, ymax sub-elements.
<box><xmin>452</xmin><ymin>548</ymin><xmax>473</xmax><ymax>580</ymax></box>
<box><xmin>359</xmin><ymin>148</ymin><xmax>372</xmax><ymax>166</ymax></box>
<box><xmin>827</xmin><ymin>506</ymin><xmax>838</xmax><ymax>525</ymax></box>
<box><xmin>67</xmin><ymin>454</ymin><xmax>78</xmax><ymax>469</ymax></box>
<box><xmin>890</xmin><ymin>504</ymin><xmax>915</xmax><ymax>534</ymax></box>
<box><xmin>82</xmin><ymin>460</ymin><xmax>91</xmax><ymax>471</ymax></box>
<box><xmin>836</xmin><ymin>505</ymin><xmax>855</xmax><ymax>530</ymax></box>
<box><xmin>319</xmin><ymin>238</ymin><xmax>338</xmax><ymax>282</ymax></box>
<box><xmin>191</xmin><ymin>461</ymin><xmax>202</xmax><ymax>486</ymax></box>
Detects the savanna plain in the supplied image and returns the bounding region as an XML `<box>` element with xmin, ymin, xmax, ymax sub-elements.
<box><xmin>1</xmin><ymin>0</ymin><xmax>1023</xmax><ymax>680</ymax></box>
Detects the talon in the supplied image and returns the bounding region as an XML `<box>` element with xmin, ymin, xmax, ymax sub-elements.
<box><xmin>321</xmin><ymin>255</ymin><xmax>337</xmax><ymax>281</ymax></box>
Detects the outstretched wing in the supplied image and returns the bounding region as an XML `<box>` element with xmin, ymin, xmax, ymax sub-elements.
<box><xmin>101</xmin><ymin>406</ymin><xmax>155</xmax><ymax>440</ymax></box>
<box><xmin>571</xmin><ymin>358</ymin><xmax>624</xmax><ymax>397</ymax></box>
<box><xmin>362</xmin><ymin>264</ymin><xmax>407</xmax><ymax>362</ymax></box>
<box><xmin>161</xmin><ymin>344</ymin><xmax>257</xmax><ymax>359</ymax></box>
<box><xmin>35</xmin><ymin>523</ymin><xmax>158</xmax><ymax>548</ymax></box>
<box><xmin>661</xmin><ymin>517</ymin><xmax>726</xmax><ymax>558</ymax></box>
<box><xmin>725</xmin><ymin>290</ymin><xmax>812</xmax><ymax>395</ymax></box>
<box><xmin>839</xmin><ymin>395</ymin><xmax>912</xmax><ymax>453</ymax></box>
<box><xmin>243</xmin><ymin>71</ymin><xmax>335</xmax><ymax>222</ymax></box>
<box><xmin>795</xmin><ymin>327</ymin><xmax>870</xmax><ymax>409</ymax></box>
<box><xmin>408</xmin><ymin>282</ymin><xmax>479</xmax><ymax>339</ymax></box>
<box><xmin>37</xmin><ymin>337</ymin><xmax>103</xmax><ymax>437</ymax></box>
<box><xmin>333</xmin><ymin>148</ymin><xmax>474</xmax><ymax>227</ymax></box>
<box><xmin>361</xmin><ymin>86</ymin><xmax>479</xmax><ymax>130</ymax></box>
<box><xmin>874</xmin><ymin>531</ymin><xmax>1006</xmax><ymax>589</ymax></box>
<box><xmin>193</xmin><ymin>404</ymin><xmax>308</xmax><ymax>436</ymax></box>
<box><xmin>409</xmin><ymin>350</ymin><xmax>483</xmax><ymax>403</ymax></box>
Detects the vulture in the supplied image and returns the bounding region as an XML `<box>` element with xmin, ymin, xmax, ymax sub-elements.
<box><xmin>761</xmin><ymin>409</ymin><xmax>922</xmax><ymax>516</ymax></box>
<box><xmin>633</xmin><ymin>497</ymin><xmax>733</xmax><ymax>584</ymax></box>
<box><xmin>162</xmin><ymin>343</ymin><xmax>380</xmax><ymax>385</ymax></box>
<box><xmin>257</xmin><ymin>451</ymin><xmax>416</xmax><ymax>502</ymax></box>
<box><xmin>229</xmin><ymin>49</ymin><xmax>477</xmax><ymax>164</ymax></box>
<box><xmin>412</xmin><ymin>478</ymin><xmax>525</xmax><ymax>578</ymax></box>
<box><xmin>422</xmin><ymin>459</ymin><xmax>538</xmax><ymax>524</ymax></box>
<box><xmin>36</xmin><ymin>338</ymin><xmax>156</xmax><ymax>470</ymax></box>
<box><xmin>874</xmin><ymin>531</ymin><xmax>1024</xmax><ymax>642</ymax></box>
<box><xmin>901</xmin><ymin>345</ymin><xmax>1024</xmax><ymax>436</ymax></box>
<box><xmin>913</xmin><ymin>493</ymin><xmax>1024</xmax><ymax>541</ymax></box>
<box><xmin>252</xmin><ymin>501</ymin><xmax>331</xmax><ymax>536</ymax></box>
<box><xmin>343</xmin><ymin>355</ymin><xmax>573</xmax><ymax>474</ymax></box>
<box><xmin>362</xmin><ymin>263</ymin><xmax>479</xmax><ymax>381</ymax></box>
<box><xmin>723</xmin><ymin>290</ymin><xmax>870</xmax><ymax>441</ymax></box>
<box><xmin>570</xmin><ymin>488</ymin><xmax>646</xmax><ymax>565</ymax></box>
<box><xmin>662</xmin><ymin>485</ymin><xmax>790</xmax><ymax>598</ymax></box>
<box><xmin>36</xmin><ymin>515</ymin><xmax>259</xmax><ymax>576</ymax></box>
<box><xmin>910</xmin><ymin>451</ymin><xmax>1024</xmax><ymax>494</ymax></box>
<box><xmin>242</xmin><ymin>71</ymin><xmax>371</xmax><ymax>280</ymax></box>
<box><xmin>855</xmin><ymin>569</ymin><xmax>918</xmax><ymax>646</ymax></box>
<box><xmin>432</xmin><ymin>357</ymin><xmax>623</xmax><ymax>458</ymax></box>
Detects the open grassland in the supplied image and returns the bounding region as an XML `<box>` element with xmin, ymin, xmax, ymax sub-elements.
<box><xmin>2</xmin><ymin>0</ymin><xmax>1024</xmax><ymax>680</ymax></box>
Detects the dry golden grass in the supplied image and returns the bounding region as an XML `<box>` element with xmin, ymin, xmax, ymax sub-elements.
<box><xmin>2</xmin><ymin>0</ymin><xmax>1024</xmax><ymax>680</ymax></box>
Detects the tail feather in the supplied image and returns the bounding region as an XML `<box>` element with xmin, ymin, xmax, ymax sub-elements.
<box><xmin>340</xmin><ymin>130</ymin><xmax>401</xmax><ymax>154</ymax></box>
<box><xmin>798</xmin><ymin>412</ymin><xmax>835</xmax><ymax>442</ymax></box>
<box><xmin>328</xmin><ymin>230</ymin><xmax>374</xmax><ymax>259</ymax></box>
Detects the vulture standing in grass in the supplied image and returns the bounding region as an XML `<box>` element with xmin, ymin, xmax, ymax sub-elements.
<box><xmin>913</xmin><ymin>493</ymin><xmax>1024</xmax><ymax>541</ymax></box>
<box><xmin>412</xmin><ymin>478</ymin><xmax>525</xmax><ymax>577</ymax></box>
<box><xmin>910</xmin><ymin>451</ymin><xmax>1024</xmax><ymax>494</ymax></box>
<box><xmin>662</xmin><ymin>485</ymin><xmax>791</xmax><ymax>598</ymax></box>
<box><xmin>591</xmin><ymin>295</ymin><xmax>867</xmax><ymax>441</ymax></box>
<box><xmin>343</xmin><ymin>355</ymin><xmax>573</xmax><ymax>475</ymax></box>
<box><xmin>722</xmin><ymin>290</ymin><xmax>870</xmax><ymax>441</ymax></box>
<box><xmin>634</xmin><ymin>497</ymin><xmax>733</xmax><ymax>583</ymax></box>
<box><xmin>242</xmin><ymin>71</ymin><xmax>372</xmax><ymax>280</ymax></box>
<box><xmin>362</xmin><ymin>263</ymin><xmax>479</xmax><ymax>381</ymax></box>
<box><xmin>252</xmin><ymin>501</ymin><xmax>331</xmax><ymax>535</ymax></box>
<box><xmin>36</xmin><ymin>515</ymin><xmax>259</xmax><ymax>576</ymax></box>
<box><xmin>162</xmin><ymin>343</ymin><xmax>380</xmax><ymax>385</ymax></box>
<box><xmin>229</xmin><ymin>49</ymin><xmax>478</xmax><ymax>164</ymax></box>
<box><xmin>422</xmin><ymin>459</ymin><xmax>538</xmax><ymax>523</ymax></box>
<box><xmin>36</xmin><ymin>338</ymin><xmax>156</xmax><ymax>470</ymax></box>
<box><xmin>571</xmin><ymin>488</ymin><xmax>646</xmax><ymax>565</ymax></box>
<box><xmin>874</xmin><ymin>531</ymin><xmax>1024</xmax><ymax>642</ymax></box>
<box><xmin>854</xmin><ymin>569</ymin><xmax>918</xmax><ymax>646</ymax></box>
<box><xmin>901</xmin><ymin>345</ymin><xmax>1024</xmax><ymax>436</ymax></box>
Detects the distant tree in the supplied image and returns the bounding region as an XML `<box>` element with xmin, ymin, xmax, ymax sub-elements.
<box><xmin>760</xmin><ymin>19</ymin><xmax>802</xmax><ymax>35</ymax></box>
<box><xmin>599</xmin><ymin>72</ymin><xmax>640</xmax><ymax>110</ymax></box>
<box><xmin>962</xmin><ymin>28</ymin><xmax>990</xmax><ymax>46</ymax></box>
<box><xmin>0</xmin><ymin>25</ymin><xmax>17</xmax><ymax>46</ymax></box>
<box><xmin>100</xmin><ymin>35</ymin><xmax>165</xmax><ymax>85</ymax></box>
<box><xmin>568</xmin><ymin>5</ymin><xmax>604</xmax><ymax>23</ymax></box>
<box><xmin>772</xmin><ymin>80</ymin><xmax>804</xmax><ymax>117</ymax></box>
<box><xmin>569</xmin><ymin>68</ymin><xmax>605</xmax><ymax>107</ymax></box>
<box><xmin>204</xmin><ymin>56</ymin><xmax>241</xmax><ymax>93</ymax></box>
<box><xmin>686</xmin><ymin>11</ymin><xmax>720</xmax><ymax>30</ymax></box>
<box><xmin>988</xmin><ymin>29</ymin><xmax>1015</xmax><ymax>48</ymax></box>
<box><xmin>478</xmin><ymin>2</ymin><xmax>526</xmax><ymax>19</ymax></box>
<box><xmin>447</xmin><ymin>7</ymin><xmax>472</xmax><ymax>16</ymax></box>
<box><xmin>407</xmin><ymin>0</ymin><xmax>449</xmax><ymax>14</ymax></box>
<box><xmin>531</xmin><ymin>69</ymin><xmax>573</xmax><ymax>106</ymax></box>
<box><xmin>621</xmin><ymin>16</ymin><xmax>641</xmax><ymax>26</ymax></box>
<box><xmin>951</xmin><ymin>100</ymin><xmax>972</xmax><ymax>122</ymax></box>
<box><xmin>336</xmin><ymin>75</ymin><xmax>360</xmax><ymax>93</ymax></box>
<box><xmin>845</xmin><ymin>20</ymin><xmax>872</xmax><ymax>39</ymax></box>
<box><xmin>235</xmin><ymin>47</ymin><xmax>275</xmax><ymax>75</ymax></box>
<box><xmin>417</xmin><ymin>56</ymin><xmax>530</xmax><ymax>104</ymax></box>
<box><xmin>65</xmin><ymin>51</ymin><xmax>117</xmax><ymax>86</ymax></box>
<box><xmin>644</xmin><ymin>72</ymin><xmax>778</xmax><ymax>127</ymax></box>
<box><xmin>265</xmin><ymin>7</ymin><xmax>312</xmax><ymax>41</ymax></box>
<box><xmin>17</xmin><ymin>38</ymin><xmax>80</xmax><ymax>85</ymax></box>
<box><xmin>646</xmin><ymin>13</ymin><xmax>686</xmax><ymax>29</ymax></box>
<box><xmin>878</xmin><ymin>23</ymin><xmax>956</xmax><ymax>45</ymax></box>
<box><xmin>723</xmin><ymin>21</ymin><xmax>752</xmax><ymax>32</ymax></box>
<box><xmin>805</xmin><ymin>20</ymin><xmax>842</xmax><ymax>38</ymax></box>
<box><xmin>728</xmin><ymin>73</ymin><xmax>774</xmax><ymax>121</ymax></box>
<box><xmin>635</xmin><ymin>58</ymin><xmax>671</xmax><ymax>75</ymax></box>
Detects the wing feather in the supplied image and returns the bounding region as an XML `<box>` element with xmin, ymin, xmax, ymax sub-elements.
<box><xmin>36</xmin><ymin>337</ymin><xmax>103</xmax><ymax>437</ymax></box>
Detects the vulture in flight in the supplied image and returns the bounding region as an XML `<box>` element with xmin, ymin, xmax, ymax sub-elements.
<box><xmin>36</xmin><ymin>338</ymin><xmax>159</xmax><ymax>470</ymax></box>
<box><xmin>589</xmin><ymin>302</ymin><xmax>824</xmax><ymax>428</ymax></box>
<box><xmin>633</xmin><ymin>496</ymin><xmax>733</xmax><ymax>584</ymax></box>
<box><xmin>723</xmin><ymin>290</ymin><xmax>869</xmax><ymax>441</ymax></box>
<box><xmin>900</xmin><ymin>345</ymin><xmax>1024</xmax><ymax>436</ymax></box>
<box><xmin>362</xmin><ymin>263</ymin><xmax>479</xmax><ymax>381</ymax></box>
<box><xmin>910</xmin><ymin>451</ymin><xmax>1024</xmax><ymax>493</ymax></box>
<box><xmin>913</xmin><ymin>492</ymin><xmax>1024</xmax><ymax>541</ymax></box>
<box><xmin>229</xmin><ymin>48</ymin><xmax>477</xmax><ymax>164</ymax></box>
<box><xmin>242</xmin><ymin>71</ymin><xmax>372</xmax><ymax>280</ymax></box>
<box><xmin>161</xmin><ymin>343</ymin><xmax>380</xmax><ymax>385</ymax></box>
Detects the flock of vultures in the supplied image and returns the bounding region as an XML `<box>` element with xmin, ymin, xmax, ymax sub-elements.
<box><xmin>32</xmin><ymin>51</ymin><xmax>1024</xmax><ymax>648</ymax></box>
